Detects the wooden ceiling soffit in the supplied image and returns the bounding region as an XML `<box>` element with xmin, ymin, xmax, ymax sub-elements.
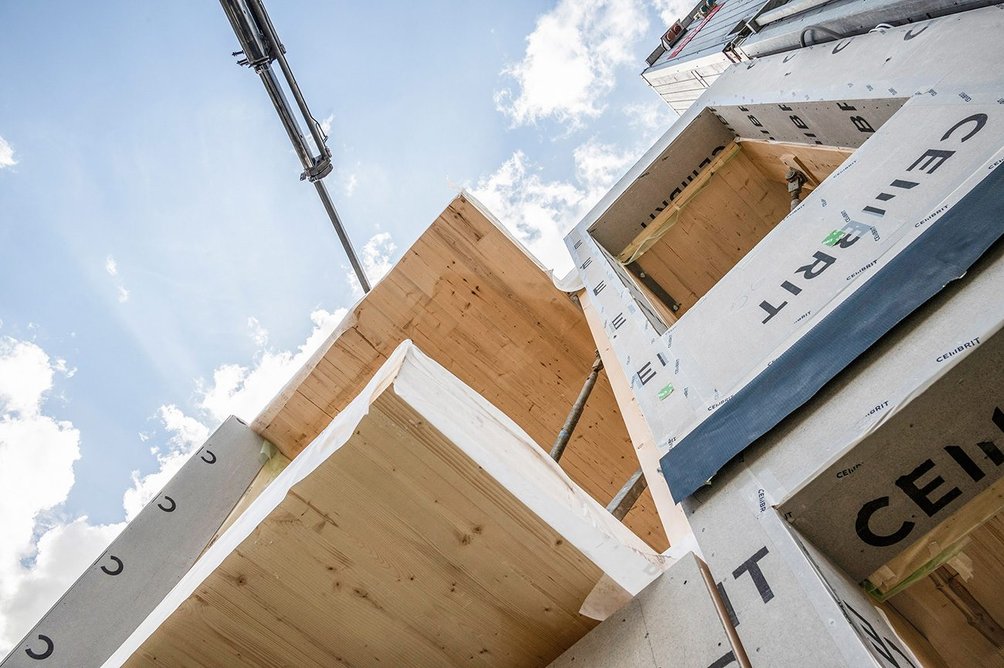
<box><xmin>251</xmin><ymin>194</ymin><xmax>669</xmax><ymax>551</ymax></box>
<box><xmin>117</xmin><ymin>342</ymin><xmax>669</xmax><ymax>668</ymax></box>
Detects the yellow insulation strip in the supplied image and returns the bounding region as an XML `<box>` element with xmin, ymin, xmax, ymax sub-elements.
<box><xmin>618</xmin><ymin>142</ymin><xmax>742</xmax><ymax>266</ymax></box>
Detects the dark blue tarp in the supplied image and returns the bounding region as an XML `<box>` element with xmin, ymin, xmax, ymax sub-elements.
<box><xmin>661</xmin><ymin>163</ymin><xmax>1004</xmax><ymax>503</ymax></box>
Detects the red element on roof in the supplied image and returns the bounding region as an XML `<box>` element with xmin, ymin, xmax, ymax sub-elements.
<box><xmin>669</xmin><ymin>2</ymin><xmax>726</xmax><ymax>59</ymax></box>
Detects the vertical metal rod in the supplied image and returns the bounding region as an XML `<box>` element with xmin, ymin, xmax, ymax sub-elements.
<box><xmin>314</xmin><ymin>180</ymin><xmax>371</xmax><ymax>293</ymax></box>
<box><xmin>550</xmin><ymin>352</ymin><xmax>603</xmax><ymax>462</ymax></box>
<box><xmin>606</xmin><ymin>468</ymin><xmax>648</xmax><ymax>520</ymax></box>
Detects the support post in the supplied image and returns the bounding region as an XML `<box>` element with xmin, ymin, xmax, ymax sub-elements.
<box><xmin>607</xmin><ymin>468</ymin><xmax>648</xmax><ymax>520</ymax></box>
<box><xmin>550</xmin><ymin>352</ymin><xmax>603</xmax><ymax>462</ymax></box>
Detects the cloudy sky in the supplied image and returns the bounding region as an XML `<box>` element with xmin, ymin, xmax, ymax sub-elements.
<box><xmin>0</xmin><ymin>0</ymin><xmax>688</xmax><ymax>650</ymax></box>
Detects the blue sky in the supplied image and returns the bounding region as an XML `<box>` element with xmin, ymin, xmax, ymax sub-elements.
<box><xmin>0</xmin><ymin>0</ymin><xmax>685</xmax><ymax>648</ymax></box>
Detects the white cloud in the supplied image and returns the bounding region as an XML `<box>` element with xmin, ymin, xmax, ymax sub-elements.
<box><xmin>470</xmin><ymin>139</ymin><xmax>637</xmax><ymax>274</ymax></box>
<box><xmin>650</xmin><ymin>0</ymin><xmax>696</xmax><ymax>27</ymax></box>
<box><xmin>1</xmin><ymin>519</ymin><xmax>123</xmax><ymax>648</ymax></box>
<box><xmin>199</xmin><ymin>308</ymin><xmax>347</xmax><ymax>425</ymax></box>
<box><xmin>247</xmin><ymin>317</ymin><xmax>269</xmax><ymax>348</ymax></box>
<box><xmin>122</xmin><ymin>404</ymin><xmax>210</xmax><ymax>521</ymax></box>
<box><xmin>343</xmin><ymin>172</ymin><xmax>359</xmax><ymax>197</ymax></box>
<box><xmin>494</xmin><ymin>0</ymin><xmax>650</xmax><ymax>128</ymax></box>
<box><xmin>0</xmin><ymin>305</ymin><xmax>348</xmax><ymax>650</ymax></box>
<box><xmin>0</xmin><ymin>136</ymin><xmax>16</xmax><ymax>169</ymax></box>
<box><xmin>623</xmin><ymin>100</ymin><xmax>678</xmax><ymax>137</ymax></box>
<box><xmin>573</xmin><ymin>139</ymin><xmax>638</xmax><ymax>194</ymax></box>
<box><xmin>0</xmin><ymin>337</ymin><xmax>123</xmax><ymax>650</ymax></box>
<box><xmin>0</xmin><ymin>339</ymin><xmax>59</xmax><ymax>417</ymax></box>
<box><xmin>104</xmin><ymin>255</ymin><xmax>130</xmax><ymax>303</ymax></box>
<box><xmin>348</xmin><ymin>232</ymin><xmax>396</xmax><ymax>296</ymax></box>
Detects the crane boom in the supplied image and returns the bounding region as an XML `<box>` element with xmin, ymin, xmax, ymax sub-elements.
<box><xmin>220</xmin><ymin>0</ymin><xmax>371</xmax><ymax>293</ymax></box>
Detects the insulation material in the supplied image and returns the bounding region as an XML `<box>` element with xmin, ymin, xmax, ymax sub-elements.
<box><xmin>585</xmin><ymin>109</ymin><xmax>735</xmax><ymax>255</ymax></box>
<box><xmin>109</xmin><ymin>342</ymin><xmax>669</xmax><ymax>667</ymax></box>
<box><xmin>794</xmin><ymin>532</ymin><xmax>925</xmax><ymax>668</ymax></box>
<box><xmin>679</xmin><ymin>241</ymin><xmax>1004</xmax><ymax>666</ymax></box>
<box><xmin>711</xmin><ymin>99</ymin><xmax>903</xmax><ymax>147</ymax></box>
<box><xmin>660</xmin><ymin>96</ymin><xmax>1004</xmax><ymax>501</ymax></box>
<box><xmin>685</xmin><ymin>469</ymin><xmax>918</xmax><ymax>668</ymax></box>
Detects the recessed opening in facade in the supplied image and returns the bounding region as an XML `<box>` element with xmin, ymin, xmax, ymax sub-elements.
<box><xmin>587</xmin><ymin>99</ymin><xmax>907</xmax><ymax>328</ymax></box>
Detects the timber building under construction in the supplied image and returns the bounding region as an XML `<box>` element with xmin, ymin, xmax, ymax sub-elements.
<box><xmin>5</xmin><ymin>0</ymin><xmax>1004</xmax><ymax>666</ymax></box>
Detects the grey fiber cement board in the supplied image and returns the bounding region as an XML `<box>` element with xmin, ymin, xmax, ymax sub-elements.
<box><xmin>679</xmin><ymin>243</ymin><xmax>1004</xmax><ymax>667</ymax></box>
<box><xmin>719</xmin><ymin>236</ymin><xmax>1004</xmax><ymax>583</ymax></box>
<box><xmin>660</xmin><ymin>152</ymin><xmax>1004</xmax><ymax>503</ymax></box>
<box><xmin>2</xmin><ymin>416</ymin><xmax>268</xmax><ymax>668</ymax></box>
<box><xmin>783</xmin><ymin>326</ymin><xmax>1004</xmax><ymax>582</ymax></box>
<box><xmin>549</xmin><ymin>552</ymin><xmax>741</xmax><ymax>668</ymax></box>
<box><xmin>567</xmin><ymin>9</ymin><xmax>1004</xmax><ymax>505</ymax></box>
<box><xmin>686</xmin><ymin>481</ymin><xmax>922</xmax><ymax>668</ymax></box>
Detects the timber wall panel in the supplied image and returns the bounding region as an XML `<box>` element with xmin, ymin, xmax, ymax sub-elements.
<box><xmin>635</xmin><ymin>147</ymin><xmax>791</xmax><ymax>315</ymax></box>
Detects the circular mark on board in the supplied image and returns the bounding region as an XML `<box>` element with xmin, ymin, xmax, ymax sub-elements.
<box><xmin>200</xmin><ymin>449</ymin><xmax>217</xmax><ymax>464</ymax></box>
<box><xmin>157</xmin><ymin>495</ymin><xmax>176</xmax><ymax>512</ymax></box>
<box><xmin>832</xmin><ymin>38</ymin><xmax>853</xmax><ymax>54</ymax></box>
<box><xmin>25</xmin><ymin>635</ymin><xmax>54</xmax><ymax>660</ymax></box>
<box><xmin>100</xmin><ymin>555</ymin><xmax>124</xmax><ymax>576</ymax></box>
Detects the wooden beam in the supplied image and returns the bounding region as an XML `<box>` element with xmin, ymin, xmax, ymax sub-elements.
<box><xmin>617</xmin><ymin>142</ymin><xmax>742</xmax><ymax>265</ymax></box>
<box><xmin>577</xmin><ymin>289</ymin><xmax>696</xmax><ymax>556</ymax></box>
<box><xmin>867</xmin><ymin>475</ymin><xmax>1004</xmax><ymax>597</ymax></box>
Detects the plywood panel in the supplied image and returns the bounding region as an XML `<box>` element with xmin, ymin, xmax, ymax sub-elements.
<box><xmin>636</xmin><ymin>146</ymin><xmax>791</xmax><ymax>314</ymax></box>
<box><xmin>254</xmin><ymin>195</ymin><xmax>668</xmax><ymax>550</ymax></box>
<box><xmin>124</xmin><ymin>344</ymin><xmax>667</xmax><ymax>668</ymax></box>
<box><xmin>737</xmin><ymin>138</ymin><xmax>854</xmax><ymax>190</ymax></box>
<box><xmin>629</xmin><ymin>140</ymin><xmax>851</xmax><ymax>316</ymax></box>
<box><xmin>890</xmin><ymin>513</ymin><xmax>1004</xmax><ymax>667</ymax></box>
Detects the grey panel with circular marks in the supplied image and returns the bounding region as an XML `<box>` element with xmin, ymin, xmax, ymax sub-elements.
<box><xmin>0</xmin><ymin>416</ymin><xmax>268</xmax><ymax>668</ymax></box>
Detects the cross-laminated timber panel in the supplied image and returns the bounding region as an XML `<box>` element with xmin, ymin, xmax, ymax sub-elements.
<box><xmin>253</xmin><ymin>194</ymin><xmax>668</xmax><ymax>550</ymax></box>
<box><xmin>116</xmin><ymin>342</ymin><xmax>668</xmax><ymax>667</ymax></box>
